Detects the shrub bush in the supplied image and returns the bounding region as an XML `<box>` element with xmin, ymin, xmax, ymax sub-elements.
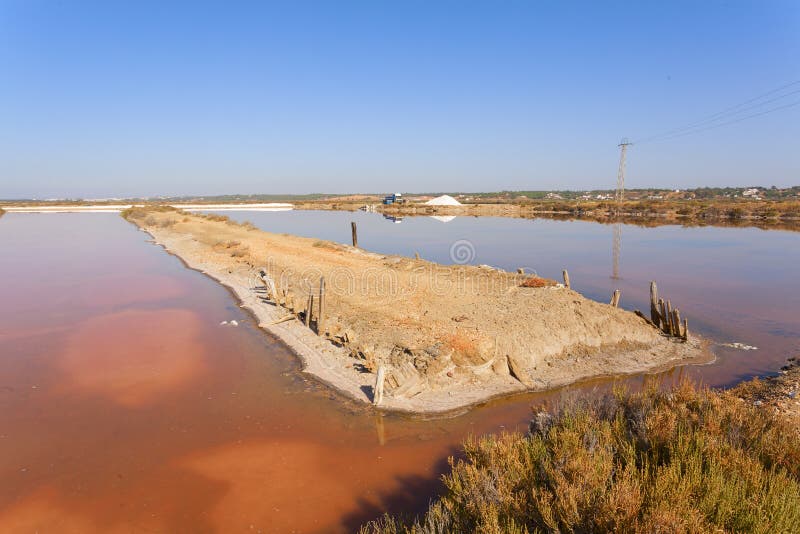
<box><xmin>362</xmin><ymin>382</ymin><xmax>800</xmax><ymax>534</ymax></box>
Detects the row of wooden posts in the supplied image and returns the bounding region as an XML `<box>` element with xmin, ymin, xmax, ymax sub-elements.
<box><xmin>262</xmin><ymin>271</ymin><xmax>327</xmax><ymax>335</ymax></box>
<box><xmin>301</xmin><ymin>277</ymin><xmax>326</xmax><ymax>334</ymax></box>
<box><xmin>561</xmin><ymin>269</ymin><xmax>686</xmax><ymax>341</ymax></box>
<box><xmin>263</xmin><ymin>247</ymin><xmax>388</xmax><ymax>405</ymax></box>
<box><xmin>648</xmin><ymin>281</ymin><xmax>688</xmax><ymax>340</ymax></box>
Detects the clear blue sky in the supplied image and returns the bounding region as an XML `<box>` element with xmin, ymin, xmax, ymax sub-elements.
<box><xmin>1</xmin><ymin>1</ymin><xmax>798</xmax><ymax>199</ymax></box>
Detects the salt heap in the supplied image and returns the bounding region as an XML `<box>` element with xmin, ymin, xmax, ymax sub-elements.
<box><xmin>424</xmin><ymin>195</ymin><xmax>462</xmax><ymax>206</ymax></box>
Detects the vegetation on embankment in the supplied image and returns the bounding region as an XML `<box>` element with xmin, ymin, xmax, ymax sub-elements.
<box><xmin>374</xmin><ymin>198</ymin><xmax>800</xmax><ymax>226</ymax></box>
<box><xmin>361</xmin><ymin>380</ymin><xmax>800</xmax><ymax>533</ymax></box>
<box><xmin>7</xmin><ymin>192</ymin><xmax>800</xmax><ymax>229</ymax></box>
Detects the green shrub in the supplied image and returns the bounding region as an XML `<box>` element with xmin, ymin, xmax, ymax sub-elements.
<box><xmin>362</xmin><ymin>382</ymin><xmax>800</xmax><ymax>534</ymax></box>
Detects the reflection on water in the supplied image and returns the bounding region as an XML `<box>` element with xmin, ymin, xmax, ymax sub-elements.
<box><xmin>1</xmin><ymin>211</ymin><xmax>799</xmax><ymax>532</ymax></box>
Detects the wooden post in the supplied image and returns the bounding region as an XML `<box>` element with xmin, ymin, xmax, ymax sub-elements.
<box><xmin>305</xmin><ymin>294</ymin><xmax>313</xmax><ymax>327</ymax></box>
<box><xmin>415</xmin><ymin>252</ymin><xmax>420</xmax><ymax>260</ymax></box>
<box><xmin>373</xmin><ymin>366</ymin><xmax>386</xmax><ymax>405</ymax></box>
<box><xmin>659</xmin><ymin>299</ymin><xmax>668</xmax><ymax>334</ymax></box>
<box><xmin>666</xmin><ymin>300</ymin><xmax>674</xmax><ymax>335</ymax></box>
<box><xmin>610</xmin><ymin>289</ymin><xmax>621</xmax><ymax>307</ymax></box>
<box><xmin>351</xmin><ymin>221</ymin><xmax>358</xmax><ymax>247</ymax></box>
<box><xmin>672</xmin><ymin>309</ymin><xmax>681</xmax><ymax>338</ymax></box>
<box><xmin>682</xmin><ymin>318</ymin><xmax>689</xmax><ymax>341</ymax></box>
<box><xmin>562</xmin><ymin>270</ymin><xmax>570</xmax><ymax>289</ymax></box>
<box><xmin>317</xmin><ymin>277</ymin><xmax>326</xmax><ymax>335</ymax></box>
<box><xmin>650</xmin><ymin>281</ymin><xmax>659</xmax><ymax>325</ymax></box>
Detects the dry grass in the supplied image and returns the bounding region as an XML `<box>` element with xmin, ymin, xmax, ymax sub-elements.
<box><xmin>120</xmin><ymin>205</ymin><xmax>180</xmax><ymax>221</ymax></box>
<box><xmin>203</xmin><ymin>213</ymin><xmax>231</xmax><ymax>223</ymax></box>
<box><xmin>210</xmin><ymin>238</ymin><xmax>249</xmax><ymax>258</ymax></box>
<box><xmin>362</xmin><ymin>381</ymin><xmax>800</xmax><ymax>533</ymax></box>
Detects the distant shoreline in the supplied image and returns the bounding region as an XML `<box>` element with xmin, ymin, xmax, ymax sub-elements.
<box><xmin>4</xmin><ymin>197</ymin><xmax>799</xmax><ymax>231</ymax></box>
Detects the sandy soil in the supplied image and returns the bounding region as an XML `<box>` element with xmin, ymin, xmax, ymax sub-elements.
<box><xmin>124</xmin><ymin>207</ymin><xmax>712</xmax><ymax>414</ymax></box>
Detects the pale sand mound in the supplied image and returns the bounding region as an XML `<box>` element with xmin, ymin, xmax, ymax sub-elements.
<box><xmin>424</xmin><ymin>194</ymin><xmax>462</xmax><ymax>206</ymax></box>
<box><xmin>124</xmin><ymin>208</ymin><xmax>711</xmax><ymax>413</ymax></box>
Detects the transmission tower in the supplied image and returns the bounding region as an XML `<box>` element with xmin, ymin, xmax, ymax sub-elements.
<box><xmin>616</xmin><ymin>138</ymin><xmax>632</xmax><ymax>202</ymax></box>
<box><xmin>612</xmin><ymin>138</ymin><xmax>631</xmax><ymax>279</ymax></box>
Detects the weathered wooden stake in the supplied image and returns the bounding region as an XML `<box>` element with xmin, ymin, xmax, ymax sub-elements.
<box><xmin>305</xmin><ymin>293</ymin><xmax>313</xmax><ymax>327</ymax></box>
<box><xmin>373</xmin><ymin>366</ymin><xmax>386</xmax><ymax>405</ymax></box>
<box><xmin>650</xmin><ymin>281</ymin><xmax>659</xmax><ymax>325</ymax></box>
<box><xmin>414</xmin><ymin>252</ymin><xmax>420</xmax><ymax>260</ymax></box>
<box><xmin>317</xmin><ymin>277</ymin><xmax>326</xmax><ymax>335</ymax></box>
<box><xmin>351</xmin><ymin>221</ymin><xmax>358</xmax><ymax>247</ymax></box>
<box><xmin>659</xmin><ymin>299</ymin><xmax>668</xmax><ymax>333</ymax></box>
<box><xmin>562</xmin><ymin>270</ymin><xmax>571</xmax><ymax>289</ymax></box>
<box><xmin>666</xmin><ymin>300</ymin><xmax>674</xmax><ymax>335</ymax></box>
<box><xmin>682</xmin><ymin>318</ymin><xmax>689</xmax><ymax>341</ymax></box>
<box><xmin>610</xmin><ymin>289</ymin><xmax>621</xmax><ymax>307</ymax></box>
<box><xmin>672</xmin><ymin>309</ymin><xmax>681</xmax><ymax>338</ymax></box>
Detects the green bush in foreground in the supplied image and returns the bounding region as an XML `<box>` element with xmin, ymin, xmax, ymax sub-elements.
<box><xmin>362</xmin><ymin>382</ymin><xmax>800</xmax><ymax>534</ymax></box>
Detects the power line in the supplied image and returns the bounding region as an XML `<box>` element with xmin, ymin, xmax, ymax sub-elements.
<box><xmin>638</xmin><ymin>87</ymin><xmax>800</xmax><ymax>143</ymax></box>
<box><xmin>644</xmin><ymin>98</ymin><xmax>800</xmax><ymax>143</ymax></box>
<box><xmin>635</xmin><ymin>79</ymin><xmax>800</xmax><ymax>144</ymax></box>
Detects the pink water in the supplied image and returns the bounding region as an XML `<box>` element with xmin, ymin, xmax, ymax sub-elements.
<box><xmin>1</xmin><ymin>212</ymin><xmax>798</xmax><ymax>532</ymax></box>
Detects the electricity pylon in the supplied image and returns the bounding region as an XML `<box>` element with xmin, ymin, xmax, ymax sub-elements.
<box><xmin>612</xmin><ymin>138</ymin><xmax>631</xmax><ymax>279</ymax></box>
<box><xmin>616</xmin><ymin>138</ymin><xmax>632</xmax><ymax>203</ymax></box>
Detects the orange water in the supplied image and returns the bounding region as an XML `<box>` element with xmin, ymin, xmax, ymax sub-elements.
<box><xmin>0</xmin><ymin>213</ymin><xmax>797</xmax><ymax>532</ymax></box>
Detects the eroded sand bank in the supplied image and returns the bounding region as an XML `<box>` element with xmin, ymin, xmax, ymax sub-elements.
<box><xmin>124</xmin><ymin>207</ymin><xmax>712</xmax><ymax>414</ymax></box>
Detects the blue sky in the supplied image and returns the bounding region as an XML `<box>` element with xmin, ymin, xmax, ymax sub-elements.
<box><xmin>1</xmin><ymin>1</ymin><xmax>798</xmax><ymax>199</ymax></box>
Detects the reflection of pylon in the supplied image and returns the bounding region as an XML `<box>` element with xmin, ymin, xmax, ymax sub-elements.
<box><xmin>612</xmin><ymin>223</ymin><xmax>621</xmax><ymax>279</ymax></box>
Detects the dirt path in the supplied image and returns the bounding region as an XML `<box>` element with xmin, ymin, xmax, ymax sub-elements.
<box><xmin>124</xmin><ymin>207</ymin><xmax>712</xmax><ymax>414</ymax></box>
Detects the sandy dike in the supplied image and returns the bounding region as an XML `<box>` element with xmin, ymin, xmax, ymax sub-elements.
<box><xmin>126</xmin><ymin>208</ymin><xmax>713</xmax><ymax>414</ymax></box>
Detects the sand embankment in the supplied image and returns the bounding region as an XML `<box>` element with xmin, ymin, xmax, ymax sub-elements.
<box><xmin>124</xmin><ymin>207</ymin><xmax>712</xmax><ymax>414</ymax></box>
